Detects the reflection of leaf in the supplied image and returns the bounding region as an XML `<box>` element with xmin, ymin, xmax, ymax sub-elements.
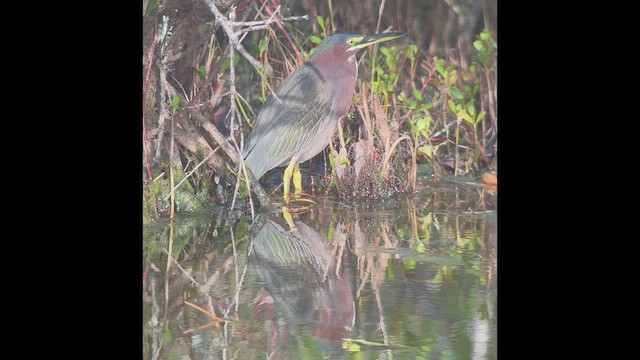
<box><xmin>404</xmin><ymin>257</ymin><xmax>416</xmax><ymax>270</ymax></box>
<box><xmin>482</xmin><ymin>173</ymin><xmax>497</xmax><ymax>185</ymax></box>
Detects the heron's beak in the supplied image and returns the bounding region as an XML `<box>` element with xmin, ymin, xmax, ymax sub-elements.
<box><xmin>348</xmin><ymin>32</ymin><xmax>407</xmax><ymax>51</ymax></box>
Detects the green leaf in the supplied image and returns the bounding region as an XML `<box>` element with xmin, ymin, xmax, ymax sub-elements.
<box><xmin>463</xmin><ymin>84</ymin><xmax>472</xmax><ymax>97</ymax></box>
<box><xmin>473</xmin><ymin>40</ymin><xmax>484</xmax><ymax>51</ymax></box>
<box><xmin>476</xmin><ymin>111</ymin><xmax>486</xmax><ymax>123</ymax></box>
<box><xmin>386</xmin><ymin>82</ymin><xmax>393</xmax><ymax>93</ymax></box>
<box><xmin>449</xmin><ymin>87</ymin><xmax>464</xmax><ymax>100</ymax></box>
<box><xmin>418</xmin><ymin>116</ymin><xmax>430</xmax><ymax>129</ymax></box>
<box><xmin>435</xmin><ymin>58</ymin><xmax>445</xmax><ymax>76</ymax></box>
<box><xmin>456</xmin><ymin>103</ymin><xmax>462</xmax><ymax>112</ymax></box>
<box><xmin>404</xmin><ymin>45</ymin><xmax>415</xmax><ymax>60</ymax></box>
<box><xmin>398</xmin><ymin>91</ymin><xmax>405</xmax><ymax>102</ymax></box>
<box><xmin>317</xmin><ymin>15</ymin><xmax>325</xmax><ymax>33</ymax></box>
<box><xmin>259</xmin><ymin>37</ymin><xmax>267</xmax><ymax>54</ymax></box>
<box><xmin>171</xmin><ymin>96</ymin><xmax>180</xmax><ymax>112</ymax></box>
<box><xmin>413</xmin><ymin>89</ymin><xmax>422</xmax><ymax>102</ymax></box>
<box><xmin>480</xmin><ymin>30</ymin><xmax>489</xmax><ymax>40</ymax></box>
<box><xmin>448</xmin><ymin>99</ymin><xmax>456</xmax><ymax>113</ymax></box>
<box><xmin>380</xmin><ymin>47</ymin><xmax>390</xmax><ymax>57</ymax></box>
<box><xmin>372</xmin><ymin>81</ymin><xmax>380</xmax><ymax>92</ymax></box>
<box><xmin>461</xmin><ymin>110</ymin><xmax>473</xmax><ymax>124</ymax></box>
<box><xmin>147</xmin><ymin>0</ymin><xmax>161</xmax><ymax>13</ymax></box>
<box><xmin>422</xmin><ymin>102</ymin><xmax>433</xmax><ymax>110</ymax></box>
<box><xmin>467</xmin><ymin>102</ymin><xmax>476</xmax><ymax>116</ymax></box>
<box><xmin>407</xmin><ymin>99</ymin><xmax>417</xmax><ymax>110</ymax></box>
<box><xmin>418</xmin><ymin>145</ymin><xmax>432</xmax><ymax>158</ymax></box>
<box><xmin>197</xmin><ymin>65</ymin><xmax>206</xmax><ymax>80</ymax></box>
<box><xmin>309</xmin><ymin>35</ymin><xmax>322</xmax><ymax>44</ymax></box>
<box><xmin>386</xmin><ymin>56</ymin><xmax>396</xmax><ymax>72</ymax></box>
<box><xmin>165</xmin><ymin>326</ymin><xmax>173</xmax><ymax>342</ymax></box>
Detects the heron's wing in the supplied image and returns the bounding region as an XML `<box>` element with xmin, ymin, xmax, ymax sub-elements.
<box><xmin>243</xmin><ymin>63</ymin><xmax>333</xmax><ymax>178</ymax></box>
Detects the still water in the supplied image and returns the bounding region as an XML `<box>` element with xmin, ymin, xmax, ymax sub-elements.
<box><xmin>143</xmin><ymin>179</ymin><xmax>496</xmax><ymax>359</ymax></box>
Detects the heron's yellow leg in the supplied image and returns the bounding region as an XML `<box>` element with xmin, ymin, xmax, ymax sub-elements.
<box><xmin>282</xmin><ymin>206</ymin><xmax>296</xmax><ymax>229</ymax></box>
<box><xmin>282</xmin><ymin>156</ymin><xmax>299</xmax><ymax>201</ymax></box>
<box><xmin>293</xmin><ymin>162</ymin><xmax>303</xmax><ymax>195</ymax></box>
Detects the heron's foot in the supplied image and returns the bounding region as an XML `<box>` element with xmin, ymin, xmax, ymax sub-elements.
<box><xmin>287</xmin><ymin>191</ymin><xmax>316</xmax><ymax>202</ymax></box>
<box><xmin>285</xmin><ymin>202</ymin><xmax>315</xmax><ymax>215</ymax></box>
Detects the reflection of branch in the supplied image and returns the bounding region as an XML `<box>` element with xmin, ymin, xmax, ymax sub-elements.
<box><xmin>374</xmin><ymin>289</ymin><xmax>392</xmax><ymax>357</ymax></box>
<box><xmin>150</xmin><ymin>277</ymin><xmax>160</xmax><ymax>360</ymax></box>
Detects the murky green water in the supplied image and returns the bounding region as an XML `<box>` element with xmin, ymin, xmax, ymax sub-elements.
<box><xmin>143</xmin><ymin>180</ymin><xmax>496</xmax><ymax>359</ymax></box>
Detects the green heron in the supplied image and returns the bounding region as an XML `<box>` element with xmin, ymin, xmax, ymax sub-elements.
<box><xmin>242</xmin><ymin>31</ymin><xmax>406</xmax><ymax>201</ymax></box>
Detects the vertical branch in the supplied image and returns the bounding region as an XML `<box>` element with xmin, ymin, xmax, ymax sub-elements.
<box><xmin>169</xmin><ymin>117</ymin><xmax>176</xmax><ymax>220</ymax></box>
<box><xmin>165</xmin><ymin>220</ymin><xmax>174</xmax><ymax>316</ymax></box>
<box><xmin>143</xmin><ymin>18</ymin><xmax>158</xmax><ymax>182</ymax></box>
<box><xmin>154</xmin><ymin>16</ymin><xmax>170</xmax><ymax>162</ymax></box>
<box><xmin>150</xmin><ymin>276</ymin><xmax>160</xmax><ymax>360</ymax></box>
<box><xmin>375</xmin><ymin>0</ymin><xmax>387</xmax><ymax>34</ymax></box>
<box><xmin>327</xmin><ymin>0</ymin><xmax>334</xmax><ymax>34</ymax></box>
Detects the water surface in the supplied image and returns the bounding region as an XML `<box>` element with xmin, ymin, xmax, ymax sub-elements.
<box><xmin>143</xmin><ymin>179</ymin><xmax>497</xmax><ymax>359</ymax></box>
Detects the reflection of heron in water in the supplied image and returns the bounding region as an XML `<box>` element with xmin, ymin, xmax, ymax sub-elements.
<box><xmin>249</xmin><ymin>207</ymin><xmax>355</xmax><ymax>355</ymax></box>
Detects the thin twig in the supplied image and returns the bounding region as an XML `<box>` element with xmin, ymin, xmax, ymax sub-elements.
<box><xmin>229</xmin><ymin>15</ymin><xmax>308</xmax><ymax>27</ymax></box>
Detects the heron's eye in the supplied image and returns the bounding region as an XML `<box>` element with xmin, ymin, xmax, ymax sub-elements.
<box><xmin>347</xmin><ymin>38</ymin><xmax>357</xmax><ymax>45</ymax></box>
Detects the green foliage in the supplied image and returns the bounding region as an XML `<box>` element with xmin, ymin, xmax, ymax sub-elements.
<box><xmin>171</xmin><ymin>96</ymin><xmax>180</xmax><ymax>113</ymax></box>
<box><xmin>146</xmin><ymin>0</ymin><xmax>161</xmax><ymax>14</ymax></box>
<box><xmin>473</xmin><ymin>28</ymin><xmax>497</xmax><ymax>68</ymax></box>
<box><xmin>309</xmin><ymin>35</ymin><xmax>322</xmax><ymax>44</ymax></box>
<box><xmin>196</xmin><ymin>65</ymin><xmax>206</xmax><ymax>80</ymax></box>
